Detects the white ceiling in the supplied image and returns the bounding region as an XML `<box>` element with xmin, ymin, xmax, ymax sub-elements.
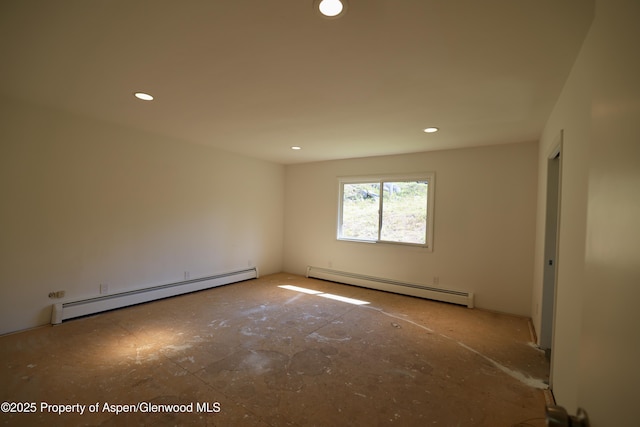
<box><xmin>0</xmin><ymin>0</ymin><xmax>594</xmax><ymax>164</ymax></box>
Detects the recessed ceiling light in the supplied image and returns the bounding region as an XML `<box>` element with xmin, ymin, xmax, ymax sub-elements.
<box><xmin>316</xmin><ymin>0</ymin><xmax>346</xmax><ymax>18</ymax></box>
<box><xmin>134</xmin><ymin>92</ymin><xmax>154</xmax><ymax>101</ymax></box>
<box><xmin>423</xmin><ymin>127</ymin><xmax>439</xmax><ymax>133</ymax></box>
<box><xmin>291</xmin><ymin>146</ymin><xmax>302</xmax><ymax>150</ymax></box>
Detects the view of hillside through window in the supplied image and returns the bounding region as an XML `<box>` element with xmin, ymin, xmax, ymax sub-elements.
<box><xmin>340</xmin><ymin>180</ymin><xmax>429</xmax><ymax>245</ymax></box>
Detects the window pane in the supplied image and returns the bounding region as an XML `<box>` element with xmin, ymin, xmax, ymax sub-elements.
<box><xmin>340</xmin><ymin>183</ymin><xmax>380</xmax><ymax>241</ymax></box>
<box><xmin>380</xmin><ymin>181</ymin><xmax>428</xmax><ymax>244</ymax></box>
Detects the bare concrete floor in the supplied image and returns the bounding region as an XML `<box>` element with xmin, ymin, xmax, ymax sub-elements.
<box><xmin>1</xmin><ymin>273</ymin><xmax>549</xmax><ymax>426</ymax></box>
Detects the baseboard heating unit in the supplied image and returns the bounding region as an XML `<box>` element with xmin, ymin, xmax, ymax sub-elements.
<box><xmin>51</xmin><ymin>267</ymin><xmax>259</xmax><ymax>324</ymax></box>
<box><xmin>306</xmin><ymin>266</ymin><xmax>474</xmax><ymax>308</ymax></box>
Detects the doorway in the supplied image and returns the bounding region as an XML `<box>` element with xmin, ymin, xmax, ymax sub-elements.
<box><xmin>540</xmin><ymin>132</ymin><xmax>563</xmax><ymax>386</ymax></box>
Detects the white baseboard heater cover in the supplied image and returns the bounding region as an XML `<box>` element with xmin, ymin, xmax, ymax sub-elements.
<box><xmin>306</xmin><ymin>266</ymin><xmax>474</xmax><ymax>308</ymax></box>
<box><xmin>51</xmin><ymin>267</ymin><xmax>259</xmax><ymax>324</ymax></box>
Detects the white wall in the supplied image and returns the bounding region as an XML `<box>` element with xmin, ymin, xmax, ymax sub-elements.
<box><xmin>532</xmin><ymin>0</ymin><xmax>640</xmax><ymax>425</ymax></box>
<box><xmin>0</xmin><ymin>97</ymin><xmax>284</xmax><ymax>335</ymax></box>
<box><xmin>284</xmin><ymin>142</ymin><xmax>538</xmax><ymax>317</ymax></box>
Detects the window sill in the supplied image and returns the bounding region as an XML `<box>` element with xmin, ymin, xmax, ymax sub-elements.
<box><xmin>337</xmin><ymin>237</ymin><xmax>431</xmax><ymax>250</ymax></box>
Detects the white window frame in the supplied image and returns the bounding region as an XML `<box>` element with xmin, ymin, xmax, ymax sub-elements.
<box><xmin>337</xmin><ymin>172</ymin><xmax>435</xmax><ymax>250</ymax></box>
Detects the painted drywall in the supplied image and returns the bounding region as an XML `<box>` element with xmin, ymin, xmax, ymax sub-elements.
<box><xmin>0</xmin><ymin>97</ymin><xmax>284</xmax><ymax>335</ymax></box>
<box><xmin>579</xmin><ymin>0</ymin><xmax>640</xmax><ymax>425</ymax></box>
<box><xmin>531</xmin><ymin>0</ymin><xmax>640</xmax><ymax>424</ymax></box>
<box><xmin>283</xmin><ymin>142</ymin><xmax>538</xmax><ymax>317</ymax></box>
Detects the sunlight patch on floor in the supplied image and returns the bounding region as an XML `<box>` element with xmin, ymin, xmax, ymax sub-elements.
<box><xmin>278</xmin><ymin>285</ymin><xmax>324</xmax><ymax>295</ymax></box>
<box><xmin>278</xmin><ymin>285</ymin><xmax>369</xmax><ymax>305</ymax></box>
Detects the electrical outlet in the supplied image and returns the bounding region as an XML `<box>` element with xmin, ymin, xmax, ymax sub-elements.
<box><xmin>48</xmin><ymin>291</ymin><xmax>65</xmax><ymax>299</ymax></box>
<box><xmin>433</xmin><ymin>276</ymin><xmax>439</xmax><ymax>286</ymax></box>
<box><xmin>100</xmin><ymin>283</ymin><xmax>109</xmax><ymax>295</ymax></box>
<box><xmin>184</xmin><ymin>271</ymin><xmax>190</xmax><ymax>280</ymax></box>
<box><xmin>328</xmin><ymin>260</ymin><xmax>333</xmax><ymax>268</ymax></box>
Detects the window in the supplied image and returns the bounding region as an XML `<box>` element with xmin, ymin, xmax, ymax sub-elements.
<box><xmin>337</xmin><ymin>173</ymin><xmax>435</xmax><ymax>249</ymax></box>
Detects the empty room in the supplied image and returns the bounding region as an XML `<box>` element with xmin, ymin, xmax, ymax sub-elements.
<box><xmin>1</xmin><ymin>1</ymin><xmax>638</xmax><ymax>426</ymax></box>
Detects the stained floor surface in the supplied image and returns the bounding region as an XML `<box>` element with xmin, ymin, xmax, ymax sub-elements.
<box><xmin>0</xmin><ymin>273</ymin><xmax>550</xmax><ymax>426</ymax></box>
